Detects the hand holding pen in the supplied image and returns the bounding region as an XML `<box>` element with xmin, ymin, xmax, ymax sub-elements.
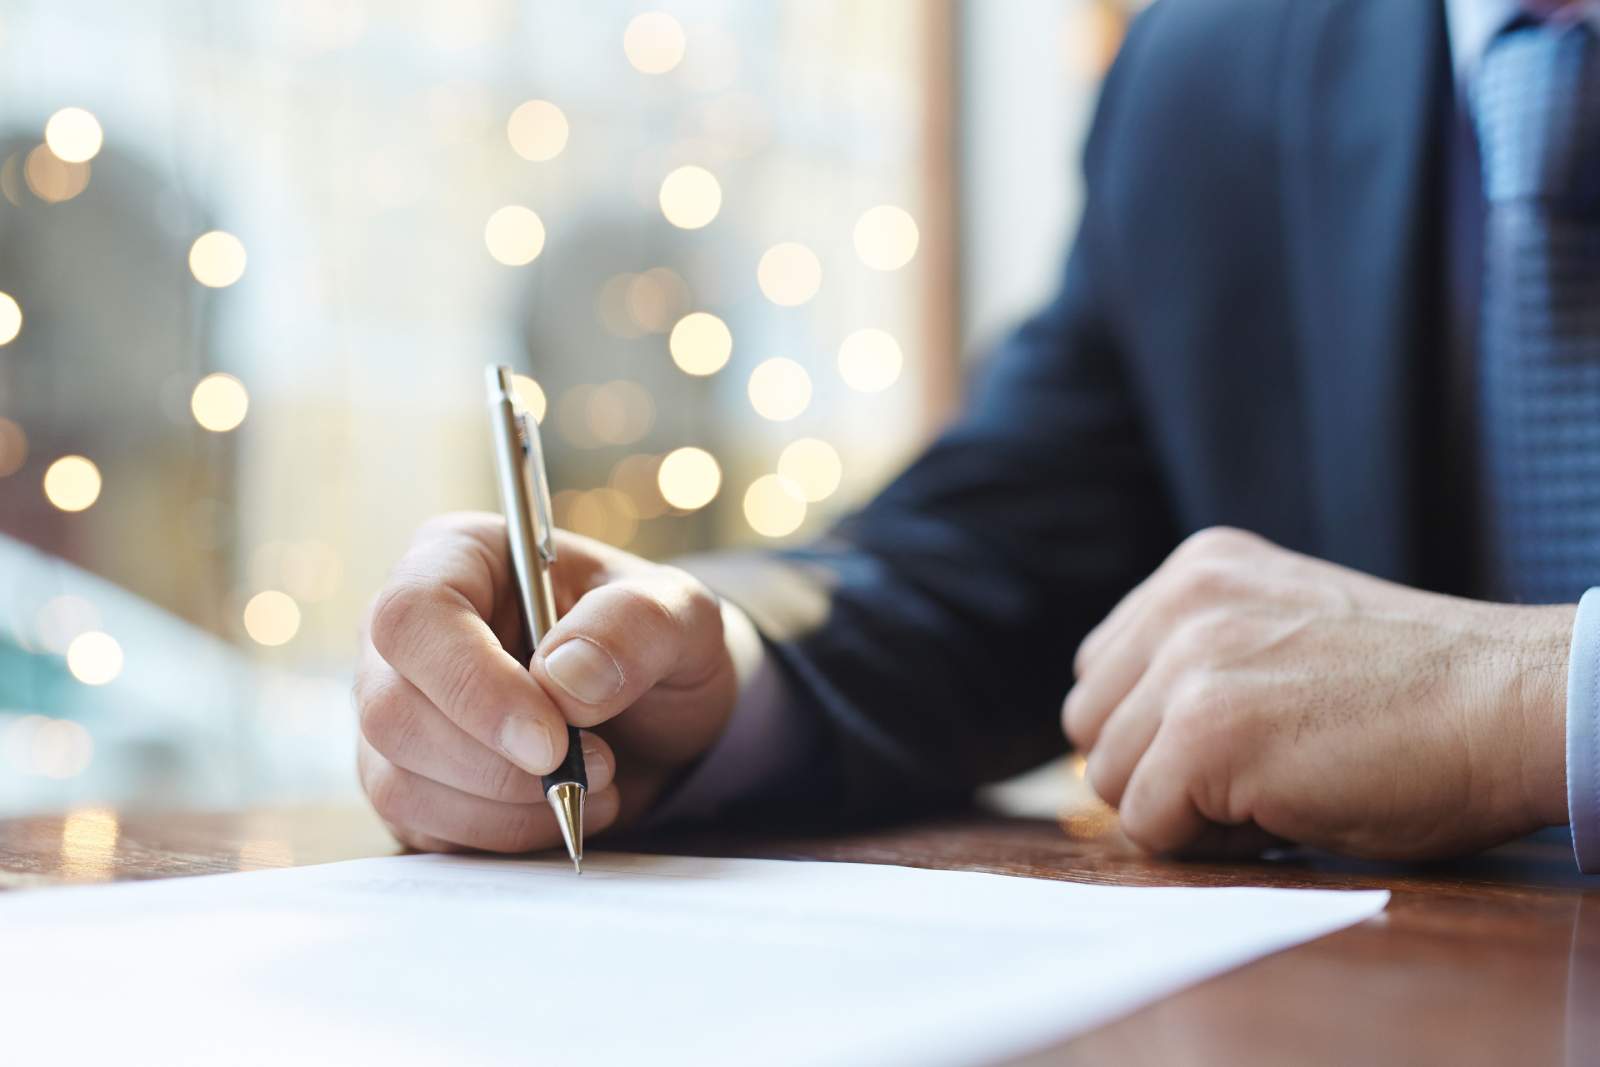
<box><xmin>352</xmin><ymin>374</ymin><xmax>748</xmax><ymax>857</ymax></box>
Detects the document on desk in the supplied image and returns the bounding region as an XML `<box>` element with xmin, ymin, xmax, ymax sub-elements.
<box><xmin>0</xmin><ymin>852</ymin><xmax>1386</xmax><ymax>1066</ymax></box>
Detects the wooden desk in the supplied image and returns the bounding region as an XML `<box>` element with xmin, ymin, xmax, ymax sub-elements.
<box><xmin>2</xmin><ymin>799</ymin><xmax>1595</xmax><ymax>1066</ymax></box>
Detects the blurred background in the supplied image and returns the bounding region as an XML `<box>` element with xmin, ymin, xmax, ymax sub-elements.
<box><xmin>0</xmin><ymin>0</ymin><xmax>1138</xmax><ymax>816</ymax></box>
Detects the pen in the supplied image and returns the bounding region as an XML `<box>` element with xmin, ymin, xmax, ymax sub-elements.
<box><xmin>486</xmin><ymin>364</ymin><xmax>586</xmax><ymax>873</ymax></box>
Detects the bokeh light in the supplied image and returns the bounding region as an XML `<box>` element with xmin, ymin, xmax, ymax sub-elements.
<box><xmin>624</xmin><ymin>12</ymin><xmax>686</xmax><ymax>74</ymax></box>
<box><xmin>0</xmin><ymin>416</ymin><xmax>27</xmax><ymax>477</ymax></box>
<box><xmin>609</xmin><ymin>453</ymin><xmax>668</xmax><ymax>519</ymax></box>
<box><xmin>507</xmin><ymin>99</ymin><xmax>569</xmax><ymax>162</ymax></box>
<box><xmin>65</xmin><ymin>631</ymin><xmax>122</xmax><ymax>686</ymax></box>
<box><xmin>743</xmin><ymin>474</ymin><xmax>807</xmax><ymax>538</ymax></box>
<box><xmin>30</xmin><ymin>719</ymin><xmax>93</xmax><ymax>779</ymax></box>
<box><xmin>625</xmin><ymin>268</ymin><xmax>690</xmax><ymax>333</ymax></box>
<box><xmin>190</xmin><ymin>373</ymin><xmax>250</xmax><ymax>432</ymax></box>
<box><xmin>596</xmin><ymin>274</ymin><xmax>646</xmax><ymax>339</ymax></box>
<box><xmin>668</xmin><ymin>312</ymin><xmax>732</xmax><ymax>376</ymax></box>
<box><xmin>853</xmin><ymin>205</ymin><xmax>920</xmax><ymax>271</ymax></box>
<box><xmin>253</xmin><ymin>540</ymin><xmax>345</xmax><ymax>604</ymax></box>
<box><xmin>657</xmin><ymin>446</ymin><xmax>721</xmax><ymax>510</ymax></box>
<box><xmin>511</xmin><ymin>373</ymin><xmax>548</xmax><ymax>423</ymax></box>
<box><xmin>837</xmin><ymin>327</ymin><xmax>904</xmax><ymax>392</ymax></box>
<box><xmin>244</xmin><ymin>591</ymin><xmax>301</xmax><ymax>646</ymax></box>
<box><xmin>566</xmin><ymin>488</ymin><xmax>639</xmax><ymax>547</ymax></box>
<box><xmin>44</xmin><ymin>107</ymin><xmax>103</xmax><ymax>163</ymax></box>
<box><xmin>189</xmin><ymin>231</ymin><xmax>247</xmax><ymax>288</ymax></box>
<box><xmin>484</xmin><ymin>205</ymin><xmax>546</xmax><ymax>266</ymax></box>
<box><xmin>748</xmin><ymin>357</ymin><xmax>812</xmax><ymax>421</ymax></box>
<box><xmin>24</xmin><ymin>145</ymin><xmax>90</xmax><ymax>203</ymax></box>
<box><xmin>659</xmin><ymin>165</ymin><xmax>722</xmax><ymax>229</ymax></box>
<box><xmin>586</xmin><ymin>380</ymin><xmax>655</xmax><ymax>445</ymax></box>
<box><xmin>777</xmin><ymin>438</ymin><xmax>843</xmax><ymax>502</ymax></box>
<box><xmin>557</xmin><ymin>385</ymin><xmax>601</xmax><ymax>448</ymax></box>
<box><xmin>35</xmin><ymin>595</ymin><xmax>100</xmax><ymax>654</ymax></box>
<box><xmin>43</xmin><ymin>455</ymin><xmax>101</xmax><ymax>512</ymax></box>
<box><xmin>757</xmin><ymin>242</ymin><xmax>822</xmax><ymax>306</ymax></box>
<box><xmin>0</xmin><ymin>291</ymin><xmax>21</xmax><ymax>344</ymax></box>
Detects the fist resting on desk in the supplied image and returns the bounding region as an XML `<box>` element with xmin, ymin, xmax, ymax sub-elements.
<box><xmin>1064</xmin><ymin>528</ymin><xmax>1574</xmax><ymax>860</ymax></box>
<box><xmin>355</xmin><ymin>512</ymin><xmax>739</xmax><ymax>853</ymax></box>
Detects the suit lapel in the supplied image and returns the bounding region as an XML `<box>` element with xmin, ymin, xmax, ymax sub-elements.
<box><xmin>1279</xmin><ymin>0</ymin><xmax>1451</xmax><ymax>581</ymax></box>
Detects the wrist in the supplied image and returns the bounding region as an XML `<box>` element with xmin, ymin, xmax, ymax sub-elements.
<box><xmin>1507</xmin><ymin>604</ymin><xmax>1576</xmax><ymax>829</ymax></box>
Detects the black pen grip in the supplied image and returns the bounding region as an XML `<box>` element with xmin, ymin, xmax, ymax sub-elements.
<box><xmin>541</xmin><ymin>724</ymin><xmax>587</xmax><ymax>791</ymax></box>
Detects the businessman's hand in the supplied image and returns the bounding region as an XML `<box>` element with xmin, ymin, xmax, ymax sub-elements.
<box><xmin>1064</xmin><ymin>528</ymin><xmax>1573</xmax><ymax>860</ymax></box>
<box><xmin>355</xmin><ymin>513</ymin><xmax>739</xmax><ymax>853</ymax></box>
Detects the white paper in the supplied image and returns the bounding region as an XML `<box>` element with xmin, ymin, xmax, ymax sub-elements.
<box><xmin>0</xmin><ymin>851</ymin><xmax>1386</xmax><ymax>1065</ymax></box>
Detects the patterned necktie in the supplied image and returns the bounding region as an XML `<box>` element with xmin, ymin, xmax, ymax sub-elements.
<box><xmin>1475</xmin><ymin>19</ymin><xmax>1600</xmax><ymax>604</ymax></box>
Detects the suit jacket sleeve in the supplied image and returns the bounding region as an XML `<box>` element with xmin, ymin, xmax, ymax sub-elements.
<box><xmin>677</xmin><ymin>19</ymin><xmax>1176</xmax><ymax>825</ymax></box>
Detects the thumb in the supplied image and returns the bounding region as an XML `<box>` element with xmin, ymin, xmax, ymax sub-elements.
<box><xmin>527</xmin><ymin>568</ymin><xmax>726</xmax><ymax>730</ymax></box>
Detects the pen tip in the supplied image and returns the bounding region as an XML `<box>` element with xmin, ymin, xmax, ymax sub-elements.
<box><xmin>573</xmin><ymin>857</ymin><xmax>583</xmax><ymax>875</ymax></box>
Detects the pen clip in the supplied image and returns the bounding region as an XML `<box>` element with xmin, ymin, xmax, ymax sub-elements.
<box><xmin>515</xmin><ymin>408</ymin><xmax>558</xmax><ymax>565</ymax></box>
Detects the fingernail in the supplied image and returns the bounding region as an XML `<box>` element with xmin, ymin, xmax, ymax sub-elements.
<box><xmin>580</xmin><ymin>735</ymin><xmax>607</xmax><ymax>780</ymax></box>
<box><xmin>499</xmin><ymin>715</ymin><xmax>553</xmax><ymax>773</ymax></box>
<box><xmin>543</xmin><ymin>639</ymin><xmax>623</xmax><ymax>705</ymax></box>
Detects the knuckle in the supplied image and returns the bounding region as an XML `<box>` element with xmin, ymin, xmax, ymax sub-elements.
<box><xmin>367</xmin><ymin>582</ymin><xmax>431</xmax><ymax>660</ymax></box>
<box><xmin>433</xmin><ymin>648</ymin><xmax>495</xmax><ymax>727</ymax></box>
<box><xmin>477</xmin><ymin>753</ymin><xmax>528</xmax><ymax>803</ymax></box>
<box><xmin>358</xmin><ymin>680</ymin><xmax>423</xmax><ymax>759</ymax></box>
<box><xmin>1171</xmin><ymin>610</ymin><xmax>1246</xmax><ymax>664</ymax></box>
<box><xmin>1085</xmin><ymin>753</ymin><xmax>1122</xmax><ymax>808</ymax></box>
<box><xmin>1119</xmin><ymin>805</ymin><xmax>1160</xmax><ymax>852</ymax></box>
<box><xmin>1174</xmin><ymin>557</ymin><xmax>1239</xmax><ymax>604</ymax></box>
<box><xmin>1062</xmin><ymin>690</ymin><xmax>1093</xmax><ymax>747</ymax></box>
<box><xmin>1179</xmin><ymin>526</ymin><xmax>1256</xmax><ymax>558</ymax></box>
<box><xmin>363</xmin><ymin>761</ymin><xmax>412</xmax><ymax>827</ymax></box>
<box><xmin>1165</xmin><ymin>673</ymin><xmax>1237</xmax><ymax>745</ymax></box>
<box><xmin>618</xmin><ymin>580</ymin><xmax>681</xmax><ymax>636</ymax></box>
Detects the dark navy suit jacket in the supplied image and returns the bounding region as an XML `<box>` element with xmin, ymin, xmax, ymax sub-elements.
<box><xmin>689</xmin><ymin>0</ymin><xmax>1463</xmax><ymax>821</ymax></box>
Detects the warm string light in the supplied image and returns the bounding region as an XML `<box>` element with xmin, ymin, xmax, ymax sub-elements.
<box><xmin>191</xmin><ymin>373</ymin><xmax>250</xmax><ymax>432</ymax></box>
<box><xmin>777</xmin><ymin>438</ymin><xmax>842</xmax><ymax>503</ymax></box>
<box><xmin>668</xmin><ymin>312</ymin><xmax>732</xmax><ymax>376</ymax></box>
<box><xmin>0</xmin><ymin>291</ymin><xmax>21</xmax><ymax>345</ymax></box>
<box><xmin>250</xmin><ymin>540</ymin><xmax>344</xmax><ymax>604</ymax></box>
<box><xmin>657</xmin><ymin>447</ymin><xmax>721</xmax><ymax>510</ymax></box>
<box><xmin>609</xmin><ymin>454</ymin><xmax>669</xmax><ymax>519</ymax></box>
<box><xmin>757</xmin><ymin>242</ymin><xmax>822</xmax><ymax>307</ymax></box>
<box><xmin>511</xmin><ymin>374</ymin><xmax>548</xmax><ymax>423</ymax></box>
<box><xmin>659</xmin><ymin>165</ymin><xmax>721</xmax><ymax>229</ymax></box>
<box><xmin>623</xmin><ymin>12</ymin><xmax>686</xmax><ymax>74</ymax></box>
<box><xmin>484</xmin><ymin>205</ymin><xmax>546</xmax><ymax>266</ymax></box>
<box><xmin>23</xmin><ymin>145</ymin><xmax>89</xmax><ymax>203</ymax></box>
<box><xmin>507</xmin><ymin>99</ymin><xmax>569</xmax><ymax>162</ymax></box>
<box><xmin>625</xmin><ymin>268</ymin><xmax>690</xmax><ymax>333</ymax></box>
<box><xmin>747</xmin><ymin>358</ymin><xmax>811</xmax><ymax>421</ymax></box>
<box><xmin>244</xmin><ymin>590</ymin><xmax>301</xmax><ymax>646</ymax></box>
<box><xmin>65</xmin><ymin>631</ymin><xmax>122</xmax><ymax>686</ymax></box>
<box><xmin>0</xmin><ymin>416</ymin><xmax>27</xmax><ymax>478</ymax></box>
<box><xmin>853</xmin><ymin>205</ymin><xmax>919</xmax><ymax>271</ymax></box>
<box><xmin>743</xmin><ymin>474</ymin><xmax>806</xmax><ymax>538</ymax></box>
<box><xmin>42</xmin><ymin>455</ymin><xmax>101</xmax><ymax>512</ymax></box>
<box><xmin>43</xmin><ymin>108</ymin><xmax>103</xmax><ymax>163</ymax></box>
<box><xmin>189</xmin><ymin>231</ymin><xmax>247</xmax><ymax>288</ymax></box>
<box><xmin>837</xmin><ymin>328</ymin><xmax>904</xmax><ymax>393</ymax></box>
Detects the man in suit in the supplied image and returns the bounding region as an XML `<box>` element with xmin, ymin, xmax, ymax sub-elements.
<box><xmin>354</xmin><ymin>0</ymin><xmax>1600</xmax><ymax>870</ymax></box>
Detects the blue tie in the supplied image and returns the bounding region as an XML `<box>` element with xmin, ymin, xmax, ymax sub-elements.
<box><xmin>1475</xmin><ymin>21</ymin><xmax>1600</xmax><ymax>604</ymax></box>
